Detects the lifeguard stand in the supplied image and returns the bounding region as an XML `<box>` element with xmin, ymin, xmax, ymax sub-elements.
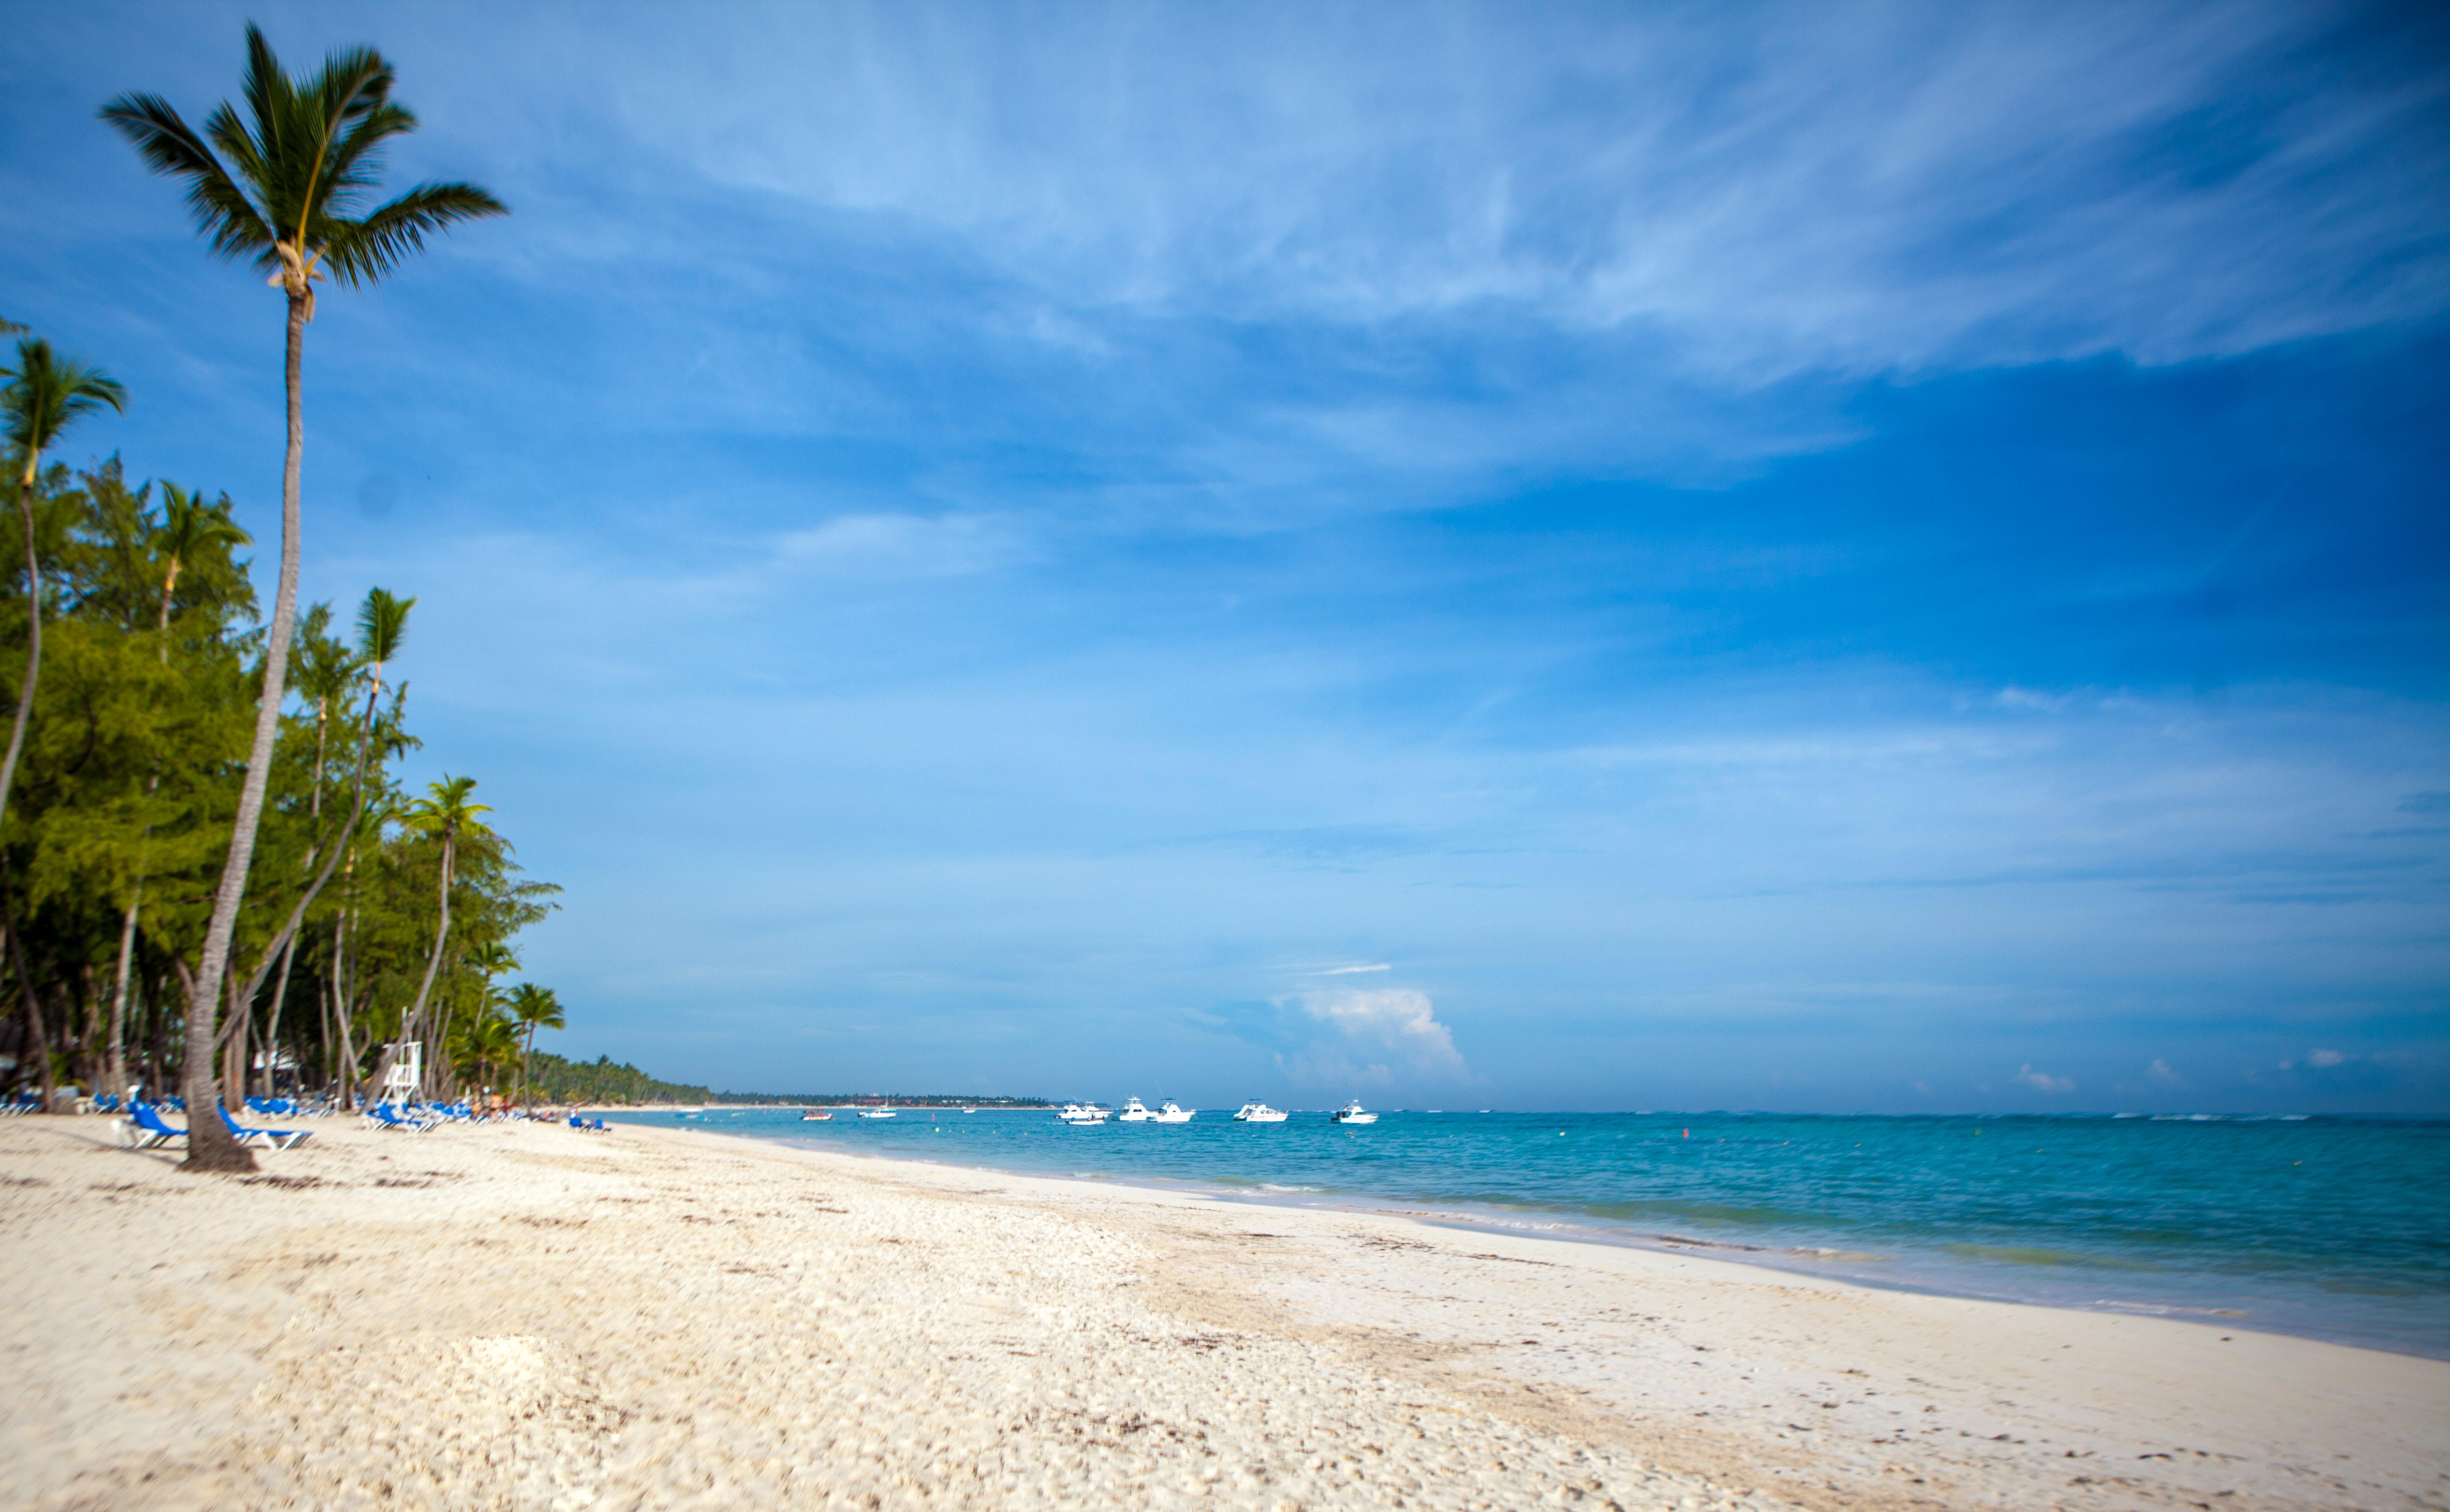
<box><xmin>383</xmin><ymin>1040</ymin><xmax>424</xmax><ymax>1105</ymax></box>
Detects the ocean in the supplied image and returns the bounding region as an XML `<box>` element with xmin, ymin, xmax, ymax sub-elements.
<box><xmin>599</xmin><ymin>1105</ymin><xmax>2450</xmax><ymax>1358</ymax></box>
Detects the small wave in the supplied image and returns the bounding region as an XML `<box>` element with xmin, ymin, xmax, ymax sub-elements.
<box><xmin>1945</xmin><ymin>1243</ymin><xmax>2154</xmax><ymax>1271</ymax></box>
<box><xmin>2096</xmin><ymin>1299</ymin><xmax>2249</xmax><ymax>1318</ymax></box>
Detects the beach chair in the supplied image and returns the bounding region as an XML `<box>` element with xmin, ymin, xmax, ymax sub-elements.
<box><xmin>363</xmin><ymin>1103</ymin><xmax>433</xmax><ymax>1132</ymax></box>
<box><xmin>126</xmin><ymin>1102</ymin><xmax>188</xmax><ymax>1149</ymax></box>
<box><xmin>217</xmin><ymin>1101</ymin><xmax>313</xmax><ymax>1150</ymax></box>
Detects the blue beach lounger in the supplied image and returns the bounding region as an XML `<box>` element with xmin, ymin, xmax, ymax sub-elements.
<box><xmin>218</xmin><ymin>1102</ymin><xmax>312</xmax><ymax>1150</ymax></box>
<box><xmin>127</xmin><ymin>1102</ymin><xmax>187</xmax><ymax>1149</ymax></box>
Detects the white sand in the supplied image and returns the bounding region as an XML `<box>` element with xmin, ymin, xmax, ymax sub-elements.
<box><xmin>3</xmin><ymin>1116</ymin><xmax>2440</xmax><ymax>1511</ymax></box>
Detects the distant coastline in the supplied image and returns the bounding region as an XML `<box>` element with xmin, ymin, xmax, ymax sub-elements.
<box><xmin>709</xmin><ymin>1093</ymin><xmax>1055</xmax><ymax>1108</ymax></box>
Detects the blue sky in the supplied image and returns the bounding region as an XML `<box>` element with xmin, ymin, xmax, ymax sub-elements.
<box><xmin>4</xmin><ymin>0</ymin><xmax>2444</xmax><ymax>1111</ymax></box>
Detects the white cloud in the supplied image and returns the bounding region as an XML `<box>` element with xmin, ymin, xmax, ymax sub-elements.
<box><xmin>1319</xmin><ymin>963</ymin><xmax>1391</xmax><ymax>976</ymax></box>
<box><xmin>772</xmin><ymin>512</ymin><xmax>1024</xmax><ymax>581</ymax></box>
<box><xmin>2307</xmin><ymin>1048</ymin><xmax>2350</xmax><ymax>1068</ymax></box>
<box><xmin>2148</xmin><ymin>1058</ymin><xmax>2179</xmax><ymax>1084</ymax></box>
<box><xmin>2014</xmin><ymin>1063</ymin><xmax>2076</xmax><ymax>1094</ymax></box>
<box><xmin>550</xmin><ymin>0</ymin><xmax>2446</xmax><ymax>378</ymax></box>
<box><xmin>1279</xmin><ymin>987</ymin><xmax>1467</xmax><ymax>1086</ymax></box>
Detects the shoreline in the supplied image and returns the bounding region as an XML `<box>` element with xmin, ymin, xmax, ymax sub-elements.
<box><xmin>8</xmin><ymin>1114</ymin><xmax>2441</xmax><ymax>1510</ymax></box>
<box><xmin>644</xmin><ymin>1115</ymin><xmax>2449</xmax><ymax>1363</ymax></box>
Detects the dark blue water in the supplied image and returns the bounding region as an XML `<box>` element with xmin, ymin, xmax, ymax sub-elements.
<box><xmin>603</xmin><ymin>1106</ymin><xmax>2450</xmax><ymax>1358</ymax></box>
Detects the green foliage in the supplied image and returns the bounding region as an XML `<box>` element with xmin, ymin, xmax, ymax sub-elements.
<box><xmin>99</xmin><ymin>24</ymin><xmax>507</xmax><ymax>302</ymax></box>
<box><xmin>526</xmin><ymin>1052</ymin><xmax>710</xmax><ymax>1107</ymax></box>
<box><xmin>0</xmin><ymin>447</ymin><xmax>568</xmax><ymax>1105</ymax></box>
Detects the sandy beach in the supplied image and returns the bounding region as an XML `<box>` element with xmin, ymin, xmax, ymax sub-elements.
<box><xmin>3</xmin><ymin>1116</ymin><xmax>2440</xmax><ymax>1512</ymax></box>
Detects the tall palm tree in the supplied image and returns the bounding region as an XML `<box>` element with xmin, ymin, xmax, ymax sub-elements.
<box><xmin>401</xmin><ymin>775</ymin><xmax>491</xmax><ymax>1099</ymax></box>
<box><xmin>507</xmin><ymin>983</ymin><xmax>564</xmax><ymax>1107</ymax></box>
<box><xmin>1</xmin><ymin>339</ymin><xmax>126</xmax><ymax>828</ymax></box>
<box><xmin>103</xmin><ymin>483</ymin><xmax>251</xmax><ymax>1104</ymax></box>
<box><xmin>104</xmin><ymin>28</ymin><xmax>504</xmax><ymax>1169</ymax></box>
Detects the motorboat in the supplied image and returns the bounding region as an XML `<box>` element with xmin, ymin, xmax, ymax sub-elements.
<box><xmin>1117</xmin><ymin>1097</ymin><xmax>1155</xmax><ymax>1122</ymax></box>
<box><xmin>800</xmin><ymin>1110</ymin><xmax>833</xmax><ymax>1121</ymax></box>
<box><xmin>1330</xmin><ymin>1100</ymin><xmax>1378</xmax><ymax>1125</ymax></box>
<box><xmin>855</xmin><ymin>1105</ymin><xmax>897</xmax><ymax>1119</ymax></box>
<box><xmin>1233</xmin><ymin>1101</ymin><xmax>1287</xmax><ymax>1123</ymax></box>
<box><xmin>1153</xmin><ymin>1100</ymin><xmax>1194</xmax><ymax>1123</ymax></box>
<box><xmin>1058</xmin><ymin>1102</ymin><xmax>1110</xmax><ymax>1124</ymax></box>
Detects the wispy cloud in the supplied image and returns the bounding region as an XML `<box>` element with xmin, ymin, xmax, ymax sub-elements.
<box><xmin>548</xmin><ymin>0</ymin><xmax>2446</xmax><ymax>376</ymax></box>
<box><xmin>2014</xmin><ymin>1064</ymin><xmax>2076</xmax><ymax>1094</ymax></box>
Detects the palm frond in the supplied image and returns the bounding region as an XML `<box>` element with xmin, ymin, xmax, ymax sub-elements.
<box><xmin>302</xmin><ymin>48</ymin><xmax>398</xmax><ymax>233</ymax></box>
<box><xmin>323</xmin><ymin>182</ymin><xmax>508</xmax><ymax>287</ymax></box>
<box><xmin>323</xmin><ymin>100</ymin><xmax>420</xmax><ymax>211</ymax></box>
<box><xmin>98</xmin><ymin>93</ymin><xmax>274</xmax><ymax>264</ymax></box>
<box><xmin>3</xmin><ymin>339</ymin><xmax>128</xmax><ymax>457</ymax></box>
<box><xmin>111</xmin><ymin>22</ymin><xmax>504</xmax><ymax>296</ymax></box>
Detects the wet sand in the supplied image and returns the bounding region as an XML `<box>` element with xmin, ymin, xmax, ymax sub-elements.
<box><xmin>3</xmin><ymin>1116</ymin><xmax>2439</xmax><ymax>1510</ymax></box>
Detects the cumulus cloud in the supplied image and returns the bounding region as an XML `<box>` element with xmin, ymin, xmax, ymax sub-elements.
<box><xmin>2014</xmin><ymin>1063</ymin><xmax>2075</xmax><ymax>1094</ymax></box>
<box><xmin>1276</xmin><ymin>986</ymin><xmax>1467</xmax><ymax>1086</ymax></box>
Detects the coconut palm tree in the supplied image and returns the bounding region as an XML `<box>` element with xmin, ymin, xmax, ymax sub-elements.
<box><xmin>104</xmin><ymin>25</ymin><xmax>505</xmax><ymax>1170</ymax></box>
<box><xmin>400</xmin><ymin>775</ymin><xmax>491</xmax><ymax>1098</ymax></box>
<box><xmin>152</xmin><ymin>482</ymin><xmax>251</xmax><ymax>639</ymax></box>
<box><xmin>507</xmin><ymin>982</ymin><xmax>563</xmax><ymax>1106</ymax></box>
<box><xmin>1</xmin><ymin>338</ymin><xmax>126</xmax><ymax>828</ymax></box>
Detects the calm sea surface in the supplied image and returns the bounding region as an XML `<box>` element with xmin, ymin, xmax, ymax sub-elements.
<box><xmin>599</xmin><ymin>1106</ymin><xmax>2450</xmax><ymax>1358</ymax></box>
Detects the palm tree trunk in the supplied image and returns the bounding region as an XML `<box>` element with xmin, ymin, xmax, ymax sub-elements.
<box><xmin>180</xmin><ymin>291</ymin><xmax>310</xmax><ymax>1173</ymax></box>
<box><xmin>0</xmin><ymin>460</ymin><xmax>46</xmax><ymax>830</ymax></box>
<box><xmin>402</xmin><ymin>831</ymin><xmax>455</xmax><ymax>1101</ymax></box>
<box><xmin>259</xmin><ymin>933</ymin><xmax>298</xmax><ymax>1098</ymax></box>
<box><xmin>103</xmin><ymin>892</ymin><xmax>139</xmax><ymax>1104</ymax></box>
<box><xmin>3</xmin><ymin>917</ymin><xmax>51</xmax><ymax>1111</ymax></box>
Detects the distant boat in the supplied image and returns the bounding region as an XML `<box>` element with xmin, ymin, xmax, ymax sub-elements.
<box><xmin>1233</xmin><ymin>1101</ymin><xmax>1286</xmax><ymax>1123</ymax></box>
<box><xmin>1330</xmin><ymin>1100</ymin><xmax>1378</xmax><ymax>1125</ymax></box>
<box><xmin>800</xmin><ymin>1110</ymin><xmax>833</xmax><ymax>1122</ymax></box>
<box><xmin>856</xmin><ymin>1105</ymin><xmax>897</xmax><ymax>1119</ymax></box>
<box><xmin>1117</xmin><ymin>1097</ymin><xmax>1154</xmax><ymax>1122</ymax></box>
<box><xmin>1059</xmin><ymin>1102</ymin><xmax>1110</xmax><ymax>1124</ymax></box>
<box><xmin>1153</xmin><ymin>1100</ymin><xmax>1194</xmax><ymax>1123</ymax></box>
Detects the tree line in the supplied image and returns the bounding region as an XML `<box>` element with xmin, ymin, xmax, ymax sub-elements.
<box><xmin>528</xmin><ymin>1053</ymin><xmax>713</xmax><ymax>1108</ymax></box>
<box><xmin>0</xmin><ymin>24</ymin><xmax>572</xmax><ymax>1172</ymax></box>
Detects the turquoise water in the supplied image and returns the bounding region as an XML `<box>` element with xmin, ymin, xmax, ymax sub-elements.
<box><xmin>603</xmin><ymin>1107</ymin><xmax>2450</xmax><ymax>1358</ymax></box>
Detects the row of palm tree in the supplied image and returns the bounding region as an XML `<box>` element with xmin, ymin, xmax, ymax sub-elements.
<box><xmin>1</xmin><ymin>24</ymin><xmax>536</xmax><ymax>1172</ymax></box>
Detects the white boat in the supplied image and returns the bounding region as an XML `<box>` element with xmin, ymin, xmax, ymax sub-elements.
<box><xmin>856</xmin><ymin>1105</ymin><xmax>897</xmax><ymax>1119</ymax></box>
<box><xmin>1153</xmin><ymin>1100</ymin><xmax>1194</xmax><ymax>1123</ymax></box>
<box><xmin>1233</xmin><ymin>1101</ymin><xmax>1287</xmax><ymax>1123</ymax></box>
<box><xmin>1330</xmin><ymin>1100</ymin><xmax>1378</xmax><ymax>1124</ymax></box>
<box><xmin>1117</xmin><ymin>1097</ymin><xmax>1154</xmax><ymax>1122</ymax></box>
<box><xmin>800</xmin><ymin>1110</ymin><xmax>833</xmax><ymax>1122</ymax></box>
<box><xmin>1058</xmin><ymin>1102</ymin><xmax>1110</xmax><ymax>1124</ymax></box>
